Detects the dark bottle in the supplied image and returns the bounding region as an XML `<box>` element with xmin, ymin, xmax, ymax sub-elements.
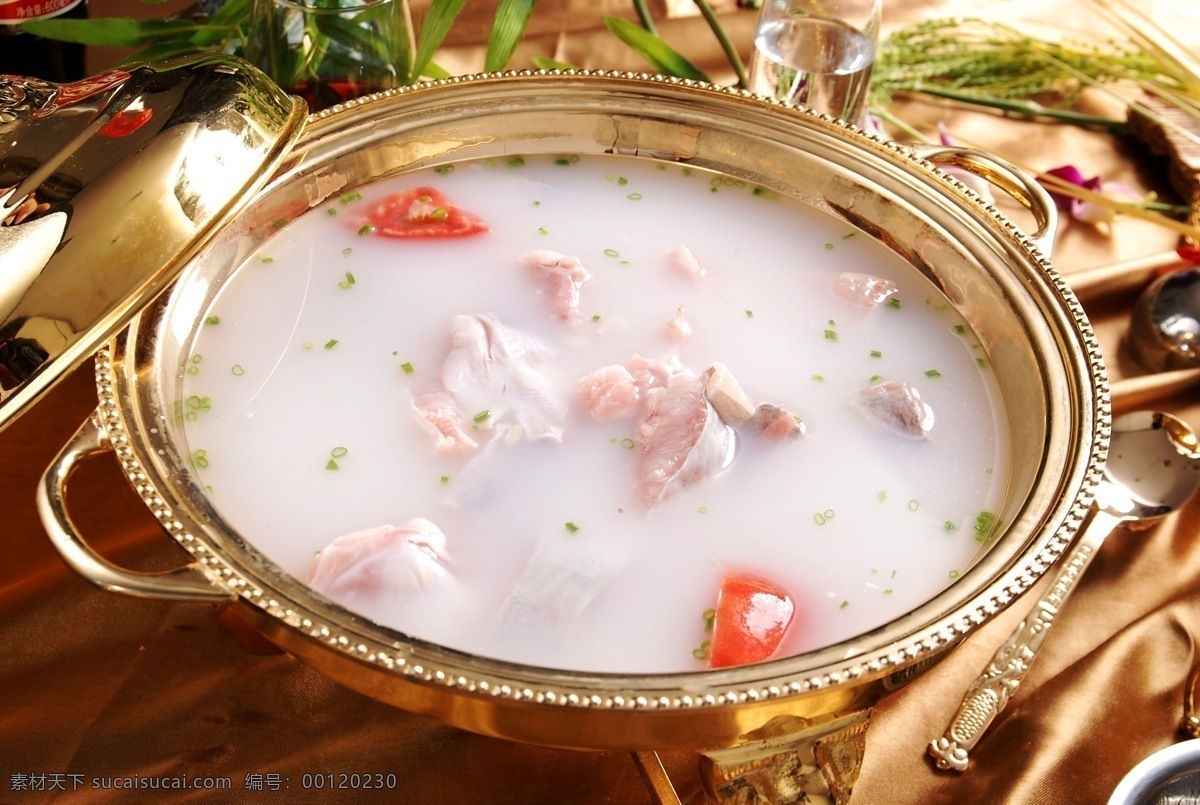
<box><xmin>0</xmin><ymin>0</ymin><xmax>88</xmax><ymax>82</ymax></box>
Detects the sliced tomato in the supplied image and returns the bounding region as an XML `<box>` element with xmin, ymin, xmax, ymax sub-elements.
<box><xmin>708</xmin><ymin>573</ymin><xmax>795</xmax><ymax>668</ymax></box>
<box><xmin>364</xmin><ymin>186</ymin><xmax>488</xmax><ymax>239</ymax></box>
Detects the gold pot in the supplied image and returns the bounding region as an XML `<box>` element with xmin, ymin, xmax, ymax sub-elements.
<box><xmin>8</xmin><ymin>57</ymin><xmax>1107</xmax><ymax>803</ymax></box>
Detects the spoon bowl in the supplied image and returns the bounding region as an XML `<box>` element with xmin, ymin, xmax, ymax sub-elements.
<box><xmin>1128</xmin><ymin>267</ymin><xmax>1200</xmax><ymax>373</ymax></box>
<box><xmin>931</xmin><ymin>410</ymin><xmax>1200</xmax><ymax>772</ymax></box>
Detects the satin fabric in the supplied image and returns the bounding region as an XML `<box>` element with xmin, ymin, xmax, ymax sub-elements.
<box><xmin>6</xmin><ymin>0</ymin><xmax>1200</xmax><ymax>802</ymax></box>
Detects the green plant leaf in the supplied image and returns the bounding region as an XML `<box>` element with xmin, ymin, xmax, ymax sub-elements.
<box><xmin>531</xmin><ymin>56</ymin><xmax>578</xmax><ymax>70</ymax></box>
<box><xmin>602</xmin><ymin>16</ymin><xmax>710</xmax><ymax>82</ymax></box>
<box><xmin>421</xmin><ymin>60</ymin><xmax>452</xmax><ymax>80</ymax></box>
<box><xmin>20</xmin><ymin>16</ymin><xmax>198</xmax><ymax>46</ymax></box>
<box><xmin>413</xmin><ymin>0</ymin><xmax>469</xmax><ymax>80</ymax></box>
<box><xmin>485</xmin><ymin>0</ymin><xmax>538</xmax><ymax>72</ymax></box>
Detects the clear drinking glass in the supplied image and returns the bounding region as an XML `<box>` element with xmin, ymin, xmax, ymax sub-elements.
<box><xmin>748</xmin><ymin>0</ymin><xmax>881</xmax><ymax>126</ymax></box>
<box><xmin>244</xmin><ymin>0</ymin><xmax>414</xmax><ymax>111</ymax></box>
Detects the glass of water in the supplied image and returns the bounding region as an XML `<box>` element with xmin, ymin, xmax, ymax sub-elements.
<box><xmin>748</xmin><ymin>0</ymin><xmax>881</xmax><ymax>126</ymax></box>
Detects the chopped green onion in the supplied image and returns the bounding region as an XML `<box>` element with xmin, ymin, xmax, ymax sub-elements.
<box><xmin>745</xmin><ymin>310</ymin><xmax>754</xmax><ymax>318</ymax></box>
<box><xmin>869</xmin><ymin>374</ymin><xmax>883</xmax><ymax>382</ymax></box>
<box><xmin>231</xmin><ymin>365</ymin><xmax>244</xmax><ymax>376</ymax></box>
<box><xmin>974</xmin><ymin>511</ymin><xmax>997</xmax><ymax>542</ymax></box>
<box><xmin>692</xmin><ymin>640</ymin><xmax>711</xmax><ymax>660</ymax></box>
<box><xmin>565</xmin><ymin>521</ymin><xmax>580</xmax><ymax>533</ymax></box>
<box><xmin>925</xmin><ymin>369</ymin><xmax>942</xmax><ymax>378</ymax></box>
<box><xmin>326</xmin><ymin>208</ymin><xmax>338</xmax><ymax>216</ymax></box>
<box><xmin>812</xmin><ymin>374</ymin><xmax>825</xmax><ymax>382</ymax></box>
<box><xmin>261</xmin><ymin>256</ymin><xmax>274</xmax><ymax>264</ymax></box>
<box><xmin>954</xmin><ymin>324</ymin><xmax>966</xmax><ymax>334</ymax></box>
<box><xmin>944</xmin><ymin>521</ymin><xmax>956</xmax><ymax>533</ymax></box>
<box><xmin>400</xmin><ymin>362</ymin><xmax>415</xmax><ymax>374</ymax></box>
<box><xmin>324</xmin><ymin>339</ymin><xmax>339</xmax><ymax>349</ymax></box>
<box><xmin>870</xmin><ymin>349</ymin><xmax>882</xmax><ymax>358</ymax></box>
<box><xmin>908</xmin><ymin>499</ymin><xmax>920</xmax><ymax>511</ymax></box>
<box><xmin>591</xmin><ymin>314</ymin><xmax>601</xmax><ymax>323</ymax></box>
<box><xmin>627</xmin><ymin>192</ymin><xmax>643</xmax><ymax>200</ymax></box>
<box><xmin>842</xmin><ymin>232</ymin><xmax>857</xmax><ymax>239</ymax></box>
<box><xmin>326</xmin><ymin>459</ymin><xmax>339</xmax><ymax>471</ymax></box>
<box><xmin>538</xmin><ymin>226</ymin><xmax>549</xmax><ymax>235</ymax></box>
<box><xmin>357</xmin><ymin>224</ymin><xmax>375</xmax><ymax>236</ymax></box>
<box><xmin>342</xmin><ymin>247</ymin><xmax>352</xmax><ymax>256</ymax></box>
<box><xmin>617</xmin><ymin>176</ymin><xmax>629</xmax><ymax>186</ymax></box>
<box><xmin>824</xmin><ymin>329</ymin><xmax>838</xmax><ymax>341</ymax></box>
<box><xmin>884</xmin><ymin>589</ymin><xmax>894</xmax><ymax>595</ymax></box>
<box><xmin>330</xmin><ymin>446</ymin><xmax>348</xmax><ymax>459</ymax></box>
<box><xmin>620</xmin><ymin>438</ymin><xmax>636</xmax><ymax>450</ymax></box>
<box><xmin>825</xmin><ymin>242</ymin><xmax>835</xmax><ymax>250</ymax></box>
<box><xmin>204</xmin><ymin>315</ymin><xmax>221</xmax><ymax>325</ymax></box>
<box><xmin>338</xmin><ymin>272</ymin><xmax>356</xmax><ymax>289</ymax></box>
<box><xmin>440</xmin><ymin>475</ymin><xmax>450</xmax><ymax>484</ymax></box>
<box><xmin>507</xmin><ymin>156</ymin><xmax>525</xmax><ymax>168</ymax></box>
<box><xmin>604</xmin><ymin>248</ymin><xmax>620</xmax><ymax>258</ymax></box>
<box><xmin>473</xmin><ymin>410</ymin><xmax>491</xmax><ymax>423</ymax></box>
<box><xmin>434</xmin><ymin>165</ymin><xmax>454</xmax><ymax>175</ymax></box>
<box><xmin>949</xmin><ymin>570</ymin><xmax>960</xmax><ymax>579</ymax></box>
<box><xmin>191</xmin><ymin>449</ymin><xmax>209</xmax><ymax>469</ymax></box>
<box><xmin>302</xmin><ymin>341</ymin><xmax>313</xmax><ymax>351</ymax></box>
<box><xmin>887</xmin><ymin>298</ymin><xmax>902</xmax><ymax>310</ymax></box>
<box><xmin>339</xmin><ymin>191</ymin><xmax>363</xmax><ymax>204</ymax></box>
<box><xmin>840</xmin><ymin>600</ymin><xmax>850</xmax><ymax>609</ymax></box>
<box><xmin>430</xmin><ymin>207</ymin><xmax>448</xmax><ymax>220</ymax></box>
<box><xmin>702</xmin><ymin>608</ymin><xmax>716</xmax><ymax>631</ymax></box>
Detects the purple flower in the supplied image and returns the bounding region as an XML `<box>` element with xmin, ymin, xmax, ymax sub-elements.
<box><xmin>1038</xmin><ymin>164</ymin><xmax>1141</xmax><ymax>225</ymax></box>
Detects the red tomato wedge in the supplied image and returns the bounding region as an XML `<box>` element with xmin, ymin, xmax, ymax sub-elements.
<box><xmin>364</xmin><ymin>186</ymin><xmax>488</xmax><ymax>239</ymax></box>
<box><xmin>708</xmin><ymin>573</ymin><xmax>795</xmax><ymax>668</ymax></box>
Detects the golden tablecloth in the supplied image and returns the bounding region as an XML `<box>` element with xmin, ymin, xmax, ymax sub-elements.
<box><xmin>5</xmin><ymin>0</ymin><xmax>1200</xmax><ymax>802</ymax></box>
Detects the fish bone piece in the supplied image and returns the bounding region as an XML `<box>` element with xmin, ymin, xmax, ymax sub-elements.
<box><xmin>521</xmin><ymin>249</ymin><xmax>591</xmax><ymax>324</ymax></box>
<box><xmin>833</xmin><ymin>272</ymin><xmax>899</xmax><ymax>309</ymax></box>
<box><xmin>703</xmin><ymin>362</ymin><xmax>755</xmax><ymax>425</ymax></box>
<box><xmin>856</xmin><ymin>380</ymin><xmax>934</xmax><ymax>438</ymax></box>
<box><xmin>308</xmin><ymin>519</ymin><xmax>451</xmax><ymax>599</ymax></box>
<box><xmin>637</xmin><ymin>372</ymin><xmax>737</xmax><ymax>507</ymax></box>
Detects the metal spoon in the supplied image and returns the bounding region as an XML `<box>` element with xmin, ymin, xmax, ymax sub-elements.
<box><xmin>929</xmin><ymin>410</ymin><xmax>1200</xmax><ymax>772</ymax></box>
<box><xmin>1128</xmin><ymin>267</ymin><xmax>1200</xmax><ymax>373</ymax></box>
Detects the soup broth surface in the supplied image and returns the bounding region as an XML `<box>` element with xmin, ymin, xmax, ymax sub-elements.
<box><xmin>179</xmin><ymin>154</ymin><xmax>1009</xmax><ymax>672</ymax></box>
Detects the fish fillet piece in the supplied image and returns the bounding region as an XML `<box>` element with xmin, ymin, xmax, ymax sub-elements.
<box><xmin>411</xmin><ymin>389</ymin><xmax>478</xmax><ymax>455</ymax></box>
<box><xmin>499</xmin><ymin>535</ymin><xmax>616</xmax><ymax>637</ymax></box>
<box><xmin>308</xmin><ymin>519</ymin><xmax>451</xmax><ymax>599</ymax></box>
<box><xmin>578</xmin><ymin>363</ymin><xmax>642</xmax><ymax>421</ymax></box>
<box><xmin>440</xmin><ymin>313</ymin><xmax>566</xmax><ymax>443</ymax></box>
<box><xmin>521</xmin><ymin>250</ymin><xmax>591</xmax><ymax>324</ymax></box>
<box><xmin>833</xmin><ymin>272</ymin><xmax>899</xmax><ymax>309</ymax></box>
<box><xmin>636</xmin><ymin>372</ymin><xmax>737</xmax><ymax>506</ymax></box>
<box><xmin>856</xmin><ymin>380</ymin><xmax>934</xmax><ymax>438</ymax></box>
<box><xmin>577</xmin><ymin>354</ymin><xmax>686</xmax><ymax>422</ymax></box>
<box><xmin>668</xmin><ymin>245</ymin><xmax>706</xmax><ymax>281</ymax></box>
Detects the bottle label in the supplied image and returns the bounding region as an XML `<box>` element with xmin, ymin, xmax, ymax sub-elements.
<box><xmin>0</xmin><ymin>0</ymin><xmax>85</xmax><ymax>24</ymax></box>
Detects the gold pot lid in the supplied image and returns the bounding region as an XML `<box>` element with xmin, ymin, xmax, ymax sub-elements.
<box><xmin>0</xmin><ymin>54</ymin><xmax>306</xmax><ymax>432</ymax></box>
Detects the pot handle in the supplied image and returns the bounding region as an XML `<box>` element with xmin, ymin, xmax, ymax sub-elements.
<box><xmin>908</xmin><ymin>143</ymin><xmax>1058</xmax><ymax>258</ymax></box>
<box><xmin>38</xmin><ymin>411</ymin><xmax>235</xmax><ymax>603</ymax></box>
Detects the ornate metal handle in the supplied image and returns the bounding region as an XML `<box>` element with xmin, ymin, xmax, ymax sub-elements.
<box><xmin>37</xmin><ymin>411</ymin><xmax>235</xmax><ymax>603</ymax></box>
<box><xmin>908</xmin><ymin>142</ymin><xmax>1059</xmax><ymax>258</ymax></box>
<box><xmin>929</xmin><ymin>504</ymin><xmax>1121</xmax><ymax>771</ymax></box>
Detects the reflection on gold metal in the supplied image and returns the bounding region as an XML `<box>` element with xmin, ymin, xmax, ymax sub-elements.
<box><xmin>632</xmin><ymin>752</ymin><xmax>682</xmax><ymax>805</ymax></box>
<box><xmin>0</xmin><ymin>56</ymin><xmax>306</xmax><ymax>434</ymax></box>
<box><xmin>36</xmin><ymin>70</ymin><xmax>1109</xmax><ymax>799</ymax></box>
